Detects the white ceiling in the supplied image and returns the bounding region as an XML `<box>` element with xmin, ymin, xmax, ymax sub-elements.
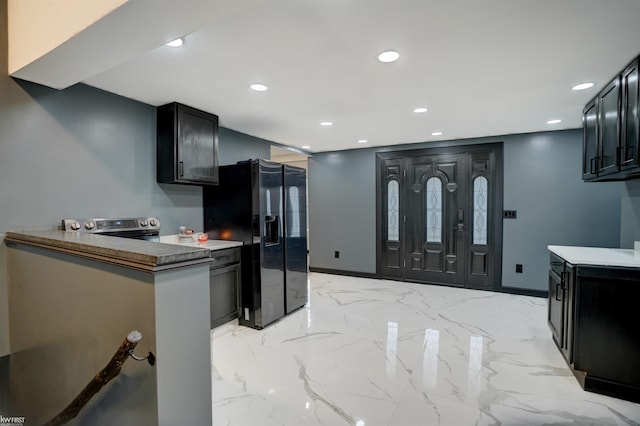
<box><xmin>13</xmin><ymin>0</ymin><xmax>640</xmax><ymax>153</ymax></box>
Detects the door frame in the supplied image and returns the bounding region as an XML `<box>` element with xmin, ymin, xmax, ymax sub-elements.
<box><xmin>375</xmin><ymin>142</ymin><xmax>504</xmax><ymax>291</ymax></box>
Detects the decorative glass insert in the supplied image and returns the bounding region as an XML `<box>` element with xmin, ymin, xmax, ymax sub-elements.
<box><xmin>289</xmin><ymin>186</ymin><xmax>301</xmax><ymax>237</ymax></box>
<box><xmin>387</xmin><ymin>180</ymin><xmax>399</xmax><ymax>241</ymax></box>
<box><xmin>425</xmin><ymin>177</ymin><xmax>442</xmax><ymax>243</ymax></box>
<box><xmin>473</xmin><ymin>176</ymin><xmax>488</xmax><ymax>245</ymax></box>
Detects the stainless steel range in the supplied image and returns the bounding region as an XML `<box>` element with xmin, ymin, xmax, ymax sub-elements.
<box><xmin>61</xmin><ymin>217</ymin><xmax>161</xmax><ymax>241</ymax></box>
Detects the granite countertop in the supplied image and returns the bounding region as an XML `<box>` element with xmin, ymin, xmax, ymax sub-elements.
<box><xmin>158</xmin><ymin>235</ymin><xmax>243</xmax><ymax>251</ymax></box>
<box><xmin>5</xmin><ymin>230</ymin><xmax>211</xmax><ymax>270</ymax></box>
<box><xmin>548</xmin><ymin>245</ymin><xmax>640</xmax><ymax>268</ymax></box>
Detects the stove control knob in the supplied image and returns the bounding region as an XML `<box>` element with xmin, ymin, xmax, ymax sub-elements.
<box><xmin>70</xmin><ymin>221</ymin><xmax>81</xmax><ymax>231</ymax></box>
<box><xmin>84</xmin><ymin>221</ymin><xmax>95</xmax><ymax>230</ymax></box>
<box><xmin>140</xmin><ymin>219</ymin><xmax>149</xmax><ymax>227</ymax></box>
<box><xmin>149</xmin><ymin>218</ymin><xmax>159</xmax><ymax>227</ymax></box>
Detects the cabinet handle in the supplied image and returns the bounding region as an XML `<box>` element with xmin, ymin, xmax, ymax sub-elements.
<box><xmin>555</xmin><ymin>281</ymin><xmax>562</xmax><ymax>301</ymax></box>
<box><xmin>211</xmin><ymin>255</ymin><xmax>230</xmax><ymax>263</ymax></box>
<box><xmin>590</xmin><ymin>158</ymin><xmax>596</xmax><ymax>174</ymax></box>
<box><xmin>178</xmin><ymin>161</ymin><xmax>184</xmax><ymax>177</ymax></box>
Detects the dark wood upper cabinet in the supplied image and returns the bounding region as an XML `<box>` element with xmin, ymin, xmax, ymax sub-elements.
<box><xmin>157</xmin><ymin>102</ymin><xmax>219</xmax><ymax>185</ymax></box>
<box><xmin>621</xmin><ymin>58</ymin><xmax>639</xmax><ymax>170</ymax></box>
<box><xmin>582</xmin><ymin>98</ymin><xmax>598</xmax><ymax>180</ymax></box>
<box><xmin>596</xmin><ymin>76</ymin><xmax>621</xmax><ymax>176</ymax></box>
<box><xmin>582</xmin><ymin>55</ymin><xmax>640</xmax><ymax>182</ymax></box>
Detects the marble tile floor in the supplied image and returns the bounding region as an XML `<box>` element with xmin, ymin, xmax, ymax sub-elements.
<box><xmin>210</xmin><ymin>273</ymin><xmax>640</xmax><ymax>426</ymax></box>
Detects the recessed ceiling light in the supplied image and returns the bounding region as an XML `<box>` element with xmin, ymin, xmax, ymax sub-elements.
<box><xmin>572</xmin><ymin>82</ymin><xmax>594</xmax><ymax>91</ymax></box>
<box><xmin>320</xmin><ymin>121</ymin><xmax>333</xmax><ymax>126</ymax></box>
<box><xmin>358</xmin><ymin>139</ymin><xmax>368</xmax><ymax>144</ymax></box>
<box><xmin>413</xmin><ymin>107</ymin><xmax>428</xmax><ymax>113</ymax></box>
<box><xmin>302</xmin><ymin>145</ymin><xmax>311</xmax><ymax>149</ymax></box>
<box><xmin>250</xmin><ymin>83</ymin><xmax>268</xmax><ymax>92</ymax></box>
<box><xmin>165</xmin><ymin>38</ymin><xmax>184</xmax><ymax>48</ymax></box>
<box><xmin>378</xmin><ymin>50</ymin><xmax>399</xmax><ymax>63</ymax></box>
<box><xmin>547</xmin><ymin>119</ymin><xmax>562</xmax><ymax>124</ymax></box>
<box><xmin>432</xmin><ymin>131</ymin><xmax>443</xmax><ymax>136</ymax></box>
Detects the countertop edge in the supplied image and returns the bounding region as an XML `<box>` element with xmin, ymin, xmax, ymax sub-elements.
<box><xmin>5</xmin><ymin>231</ymin><xmax>211</xmax><ymax>271</ymax></box>
<box><xmin>548</xmin><ymin>245</ymin><xmax>640</xmax><ymax>268</ymax></box>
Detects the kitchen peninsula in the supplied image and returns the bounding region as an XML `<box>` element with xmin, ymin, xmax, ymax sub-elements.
<box><xmin>4</xmin><ymin>230</ymin><xmax>214</xmax><ymax>425</ymax></box>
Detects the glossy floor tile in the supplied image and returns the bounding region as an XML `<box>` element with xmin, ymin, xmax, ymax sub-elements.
<box><xmin>210</xmin><ymin>273</ymin><xmax>640</xmax><ymax>425</ymax></box>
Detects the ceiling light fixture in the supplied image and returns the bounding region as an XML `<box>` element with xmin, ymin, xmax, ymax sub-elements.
<box><xmin>413</xmin><ymin>107</ymin><xmax>428</xmax><ymax>113</ymax></box>
<box><xmin>547</xmin><ymin>119</ymin><xmax>562</xmax><ymax>124</ymax></box>
<box><xmin>165</xmin><ymin>38</ymin><xmax>184</xmax><ymax>48</ymax></box>
<box><xmin>572</xmin><ymin>82</ymin><xmax>594</xmax><ymax>91</ymax></box>
<box><xmin>378</xmin><ymin>50</ymin><xmax>400</xmax><ymax>63</ymax></box>
<box><xmin>432</xmin><ymin>131</ymin><xmax>443</xmax><ymax>136</ymax></box>
<box><xmin>302</xmin><ymin>145</ymin><xmax>311</xmax><ymax>149</ymax></box>
<box><xmin>320</xmin><ymin>121</ymin><xmax>333</xmax><ymax>126</ymax></box>
<box><xmin>250</xmin><ymin>83</ymin><xmax>268</xmax><ymax>92</ymax></box>
<box><xmin>358</xmin><ymin>139</ymin><xmax>368</xmax><ymax>144</ymax></box>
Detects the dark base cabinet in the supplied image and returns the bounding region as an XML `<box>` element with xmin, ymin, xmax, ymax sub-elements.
<box><xmin>210</xmin><ymin>248</ymin><xmax>241</xmax><ymax>329</ymax></box>
<box><xmin>548</xmin><ymin>254</ymin><xmax>640</xmax><ymax>403</ymax></box>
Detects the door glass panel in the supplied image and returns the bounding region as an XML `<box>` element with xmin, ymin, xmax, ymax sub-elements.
<box><xmin>425</xmin><ymin>177</ymin><xmax>442</xmax><ymax>243</ymax></box>
<box><xmin>473</xmin><ymin>176</ymin><xmax>488</xmax><ymax>245</ymax></box>
<box><xmin>387</xmin><ymin>180</ymin><xmax>399</xmax><ymax>241</ymax></box>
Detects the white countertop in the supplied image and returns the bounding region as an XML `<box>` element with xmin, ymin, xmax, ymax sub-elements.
<box><xmin>159</xmin><ymin>235</ymin><xmax>243</xmax><ymax>251</ymax></box>
<box><xmin>548</xmin><ymin>245</ymin><xmax>640</xmax><ymax>268</ymax></box>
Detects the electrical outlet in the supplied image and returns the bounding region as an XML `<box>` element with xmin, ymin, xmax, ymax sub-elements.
<box><xmin>334</xmin><ymin>251</ymin><xmax>340</xmax><ymax>258</ymax></box>
<box><xmin>504</xmin><ymin>210</ymin><xmax>517</xmax><ymax>219</ymax></box>
<box><xmin>516</xmin><ymin>264</ymin><xmax>523</xmax><ymax>273</ymax></box>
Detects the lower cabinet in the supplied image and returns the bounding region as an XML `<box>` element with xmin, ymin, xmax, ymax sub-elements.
<box><xmin>210</xmin><ymin>248</ymin><xmax>241</xmax><ymax>329</ymax></box>
<box><xmin>548</xmin><ymin>253</ymin><xmax>640</xmax><ymax>403</ymax></box>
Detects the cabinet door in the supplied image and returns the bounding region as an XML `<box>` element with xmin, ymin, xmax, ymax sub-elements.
<box><xmin>177</xmin><ymin>106</ymin><xmax>219</xmax><ymax>184</ymax></box>
<box><xmin>210</xmin><ymin>263</ymin><xmax>240</xmax><ymax>328</ymax></box>
<box><xmin>548</xmin><ymin>269</ymin><xmax>564</xmax><ymax>348</ymax></box>
<box><xmin>562</xmin><ymin>264</ymin><xmax>575</xmax><ymax>364</ymax></box>
<box><xmin>621</xmin><ymin>59</ymin><xmax>639</xmax><ymax>170</ymax></box>
<box><xmin>157</xmin><ymin>102</ymin><xmax>219</xmax><ymax>185</ymax></box>
<box><xmin>582</xmin><ymin>99</ymin><xmax>599</xmax><ymax>180</ymax></box>
<box><xmin>597</xmin><ymin>76</ymin><xmax>621</xmax><ymax>176</ymax></box>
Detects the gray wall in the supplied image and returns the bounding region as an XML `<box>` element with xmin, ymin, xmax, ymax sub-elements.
<box><xmin>0</xmin><ymin>81</ymin><xmax>270</xmax><ymax>236</ymax></box>
<box><xmin>620</xmin><ymin>180</ymin><xmax>640</xmax><ymax>248</ymax></box>
<box><xmin>0</xmin><ymin>0</ymin><xmax>270</xmax><ymax>356</ymax></box>
<box><xmin>308</xmin><ymin>129</ymin><xmax>623</xmax><ymax>291</ymax></box>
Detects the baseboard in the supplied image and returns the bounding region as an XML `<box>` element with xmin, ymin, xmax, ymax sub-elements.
<box><xmin>498</xmin><ymin>286</ymin><xmax>547</xmax><ymax>298</ymax></box>
<box><xmin>308</xmin><ymin>266</ymin><xmax>378</xmax><ymax>279</ymax></box>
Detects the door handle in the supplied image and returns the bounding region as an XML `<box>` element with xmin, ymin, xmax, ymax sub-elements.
<box><xmin>455</xmin><ymin>209</ymin><xmax>464</xmax><ymax>232</ymax></box>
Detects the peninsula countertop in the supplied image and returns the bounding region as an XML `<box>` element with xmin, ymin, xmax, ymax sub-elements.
<box><xmin>5</xmin><ymin>230</ymin><xmax>211</xmax><ymax>271</ymax></box>
<box><xmin>548</xmin><ymin>245</ymin><xmax>640</xmax><ymax>268</ymax></box>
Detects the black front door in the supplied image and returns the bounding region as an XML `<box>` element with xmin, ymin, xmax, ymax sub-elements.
<box><xmin>405</xmin><ymin>153</ymin><xmax>466</xmax><ymax>285</ymax></box>
<box><xmin>377</xmin><ymin>143</ymin><xmax>503</xmax><ymax>290</ymax></box>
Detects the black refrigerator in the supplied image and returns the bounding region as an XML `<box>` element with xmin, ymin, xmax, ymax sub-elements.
<box><xmin>203</xmin><ymin>159</ymin><xmax>308</xmax><ymax>329</ymax></box>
